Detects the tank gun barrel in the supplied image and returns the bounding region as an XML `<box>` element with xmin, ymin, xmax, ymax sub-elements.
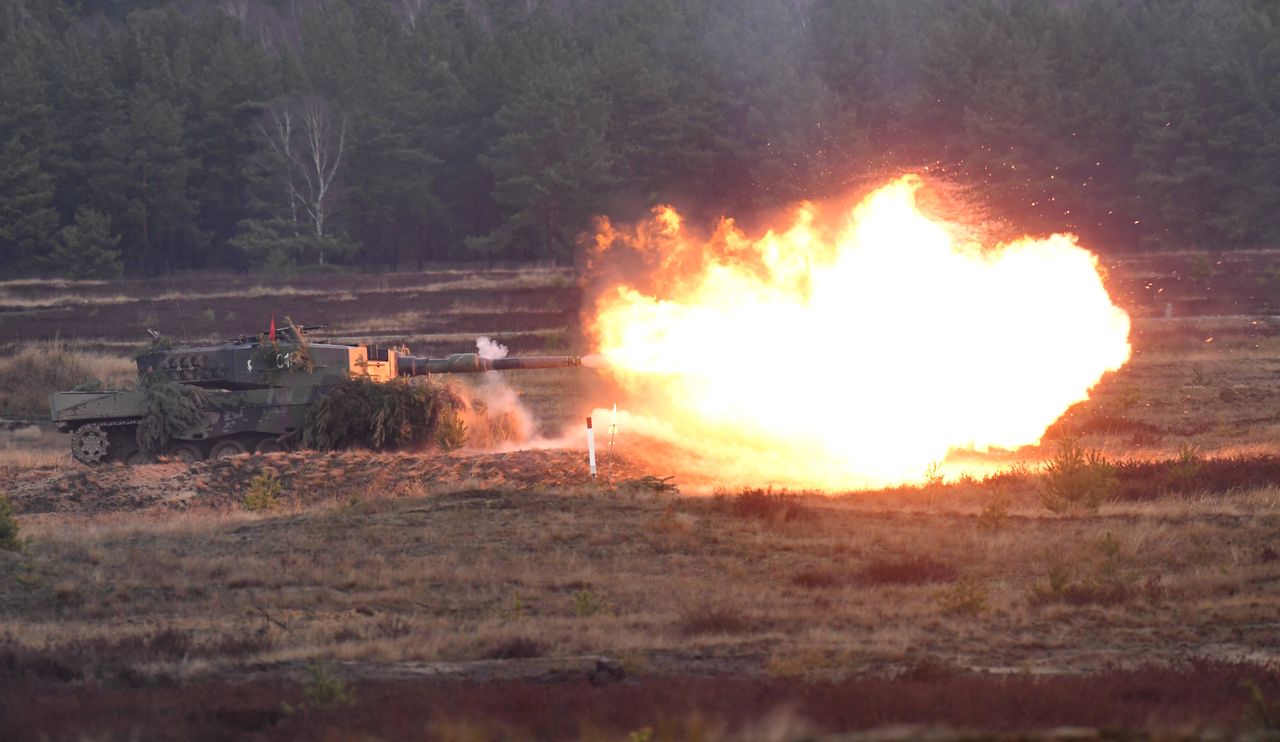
<box><xmin>397</xmin><ymin>353</ymin><xmax>582</xmax><ymax>376</ymax></box>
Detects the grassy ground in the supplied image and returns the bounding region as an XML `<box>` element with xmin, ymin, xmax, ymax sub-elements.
<box><xmin>1</xmin><ymin>262</ymin><xmax>1279</xmax><ymax>739</ymax></box>
<box><xmin>6</xmin><ymin>474</ymin><xmax>1280</xmax><ymax>676</ymax></box>
<box><xmin>3</xmin><ymin>467</ymin><xmax>1280</xmax><ymax>738</ymax></box>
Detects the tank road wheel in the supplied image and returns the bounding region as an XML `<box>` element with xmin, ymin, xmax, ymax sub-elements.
<box><xmin>125</xmin><ymin>450</ymin><xmax>154</xmax><ymax>466</ymax></box>
<box><xmin>168</xmin><ymin>445</ymin><xmax>204</xmax><ymax>464</ymax></box>
<box><xmin>71</xmin><ymin>424</ymin><xmax>111</xmax><ymax>465</ymax></box>
<box><xmin>209</xmin><ymin>439</ymin><xmax>248</xmax><ymax>460</ymax></box>
<box><xmin>254</xmin><ymin>438</ymin><xmax>283</xmax><ymax>454</ymax></box>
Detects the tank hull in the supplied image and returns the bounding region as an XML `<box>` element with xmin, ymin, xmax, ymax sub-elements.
<box><xmin>51</xmin><ymin>387</ymin><xmax>318</xmax><ymax>463</ymax></box>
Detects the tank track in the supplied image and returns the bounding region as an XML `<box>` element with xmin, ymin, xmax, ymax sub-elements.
<box><xmin>70</xmin><ymin>420</ymin><xmax>139</xmax><ymax>465</ymax></box>
<box><xmin>70</xmin><ymin>420</ymin><xmax>286</xmax><ymax>466</ymax></box>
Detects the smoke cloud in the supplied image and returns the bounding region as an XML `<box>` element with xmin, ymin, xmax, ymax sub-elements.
<box><xmin>453</xmin><ymin>378</ymin><xmax>536</xmax><ymax>452</ymax></box>
<box><xmin>476</xmin><ymin>336</ymin><xmax>509</xmax><ymax>360</ymax></box>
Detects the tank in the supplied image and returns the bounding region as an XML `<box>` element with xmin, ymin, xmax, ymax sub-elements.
<box><xmin>50</xmin><ymin>323</ymin><xmax>581</xmax><ymax>465</ymax></box>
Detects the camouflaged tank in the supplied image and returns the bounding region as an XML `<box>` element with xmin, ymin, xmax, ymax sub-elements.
<box><xmin>50</xmin><ymin>324</ymin><xmax>581</xmax><ymax>465</ymax></box>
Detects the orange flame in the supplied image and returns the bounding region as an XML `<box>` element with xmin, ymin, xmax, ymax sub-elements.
<box><xmin>588</xmin><ymin>175</ymin><xmax>1132</xmax><ymax>488</ymax></box>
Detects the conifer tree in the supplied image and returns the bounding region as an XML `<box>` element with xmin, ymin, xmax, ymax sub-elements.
<box><xmin>472</xmin><ymin>53</ymin><xmax>615</xmax><ymax>262</ymax></box>
<box><xmin>45</xmin><ymin>207</ymin><xmax>123</xmax><ymax>279</ymax></box>
<box><xmin>0</xmin><ymin>137</ymin><xmax>59</xmax><ymax>274</ymax></box>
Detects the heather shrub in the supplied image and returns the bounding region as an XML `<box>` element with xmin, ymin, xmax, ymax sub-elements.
<box><xmin>485</xmin><ymin>637</ymin><xmax>546</xmax><ymax>660</ymax></box>
<box><xmin>859</xmin><ymin>556</ymin><xmax>957</xmax><ymax>586</ymax></box>
<box><xmin>765</xmin><ymin>648</ymin><xmax>829</xmax><ymax>679</ymax></box>
<box><xmin>725</xmin><ymin>488</ymin><xmax>818</xmax><ymax>523</ymax></box>
<box><xmin>677</xmin><ymin>604</ymin><xmax>753</xmax><ymax>636</ymax></box>
<box><xmin>935</xmin><ymin>575</ymin><xmax>988</xmax><ymax>616</ymax></box>
<box><xmin>792</xmin><ymin>568</ymin><xmax>843</xmax><ymax>589</ymax></box>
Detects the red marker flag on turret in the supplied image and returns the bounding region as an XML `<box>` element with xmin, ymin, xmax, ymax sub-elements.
<box><xmin>269</xmin><ymin>314</ymin><xmax>276</xmax><ymax>342</ymax></box>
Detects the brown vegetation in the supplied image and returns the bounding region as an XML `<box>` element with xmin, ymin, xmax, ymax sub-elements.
<box><xmin>2</xmin><ymin>661</ymin><xmax>1277</xmax><ymax>739</ymax></box>
<box><xmin>0</xmin><ymin>340</ymin><xmax>135</xmax><ymax>418</ymax></box>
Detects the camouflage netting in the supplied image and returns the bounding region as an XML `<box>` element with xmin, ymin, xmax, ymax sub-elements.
<box><xmin>302</xmin><ymin>377</ymin><xmax>530</xmax><ymax>453</ymax></box>
<box><xmin>135</xmin><ymin>372</ymin><xmax>210</xmax><ymax>454</ymax></box>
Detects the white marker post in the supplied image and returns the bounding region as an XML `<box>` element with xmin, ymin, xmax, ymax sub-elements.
<box><xmin>608</xmin><ymin>403</ymin><xmax>617</xmax><ymax>479</ymax></box>
<box><xmin>586</xmin><ymin>416</ymin><xmax>597</xmax><ymax>481</ymax></box>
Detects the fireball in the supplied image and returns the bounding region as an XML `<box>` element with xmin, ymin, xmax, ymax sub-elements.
<box><xmin>588</xmin><ymin>175</ymin><xmax>1131</xmax><ymax>489</ymax></box>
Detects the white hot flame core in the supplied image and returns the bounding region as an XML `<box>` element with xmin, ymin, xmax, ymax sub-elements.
<box><xmin>589</xmin><ymin>176</ymin><xmax>1132</xmax><ymax>488</ymax></box>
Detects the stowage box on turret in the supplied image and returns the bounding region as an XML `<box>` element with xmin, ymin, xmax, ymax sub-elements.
<box><xmin>50</xmin><ymin>324</ymin><xmax>581</xmax><ymax>465</ymax></box>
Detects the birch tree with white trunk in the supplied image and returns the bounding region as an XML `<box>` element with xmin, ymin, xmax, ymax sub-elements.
<box><xmin>260</xmin><ymin>96</ymin><xmax>349</xmax><ymax>263</ymax></box>
<box><xmin>397</xmin><ymin>0</ymin><xmax>429</xmax><ymax>29</ymax></box>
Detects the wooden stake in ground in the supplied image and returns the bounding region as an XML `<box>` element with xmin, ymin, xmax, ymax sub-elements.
<box><xmin>587</xmin><ymin>416</ymin><xmax>597</xmax><ymax>481</ymax></box>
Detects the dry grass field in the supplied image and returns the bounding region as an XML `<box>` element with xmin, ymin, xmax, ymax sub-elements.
<box><xmin>1</xmin><ymin>257</ymin><xmax>1280</xmax><ymax>740</ymax></box>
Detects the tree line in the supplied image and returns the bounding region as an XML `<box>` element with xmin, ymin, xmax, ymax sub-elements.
<box><xmin>1</xmin><ymin>0</ymin><xmax>1278</xmax><ymax>278</ymax></box>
